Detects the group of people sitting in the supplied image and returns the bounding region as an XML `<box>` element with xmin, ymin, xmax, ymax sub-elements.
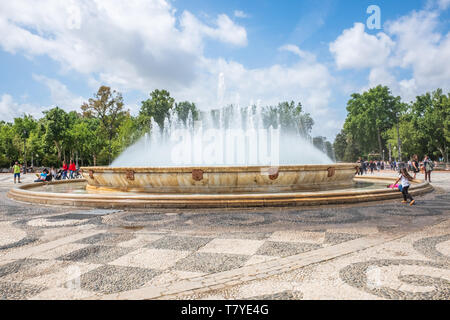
<box><xmin>34</xmin><ymin>161</ymin><xmax>79</xmax><ymax>183</ymax></box>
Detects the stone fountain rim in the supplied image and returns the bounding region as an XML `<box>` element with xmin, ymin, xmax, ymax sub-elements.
<box><xmin>80</xmin><ymin>163</ymin><xmax>357</xmax><ymax>173</ymax></box>
<box><xmin>7</xmin><ymin>176</ymin><xmax>434</xmax><ymax>209</ymax></box>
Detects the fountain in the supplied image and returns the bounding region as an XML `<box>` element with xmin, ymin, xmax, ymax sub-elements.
<box><xmin>7</xmin><ymin>102</ymin><xmax>433</xmax><ymax>208</ymax></box>
<box><xmin>83</xmin><ymin>104</ymin><xmax>355</xmax><ymax>195</ymax></box>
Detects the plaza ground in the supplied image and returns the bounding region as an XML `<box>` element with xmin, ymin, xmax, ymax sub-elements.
<box><xmin>0</xmin><ymin>171</ymin><xmax>448</xmax><ymax>300</ymax></box>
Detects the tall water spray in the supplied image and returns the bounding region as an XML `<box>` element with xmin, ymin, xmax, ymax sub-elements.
<box><xmin>111</xmin><ymin>105</ymin><xmax>333</xmax><ymax>167</ymax></box>
<box><xmin>111</xmin><ymin>71</ymin><xmax>332</xmax><ymax>167</ymax></box>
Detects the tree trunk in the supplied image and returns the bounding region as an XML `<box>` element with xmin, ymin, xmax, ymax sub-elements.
<box><xmin>396</xmin><ymin>121</ymin><xmax>402</xmax><ymax>162</ymax></box>
<box><xmin>108</xmin><ymin>136</ymin><xmax>112</xmax><ymax>165</ymax></box>
<box><xmin>438</xmin><ymin>146</ymin><xmax>448</xmax><ymax>163</ymax></box>
<box><xmin>23</xmin><ymin>139</ymin><xmax>27</xmax><ymax>173</ymax></box>
<box><xmin>376</xmin><ymin>128</ymin><xmax>382</xmax><ymax>158</ymax></box>
<box><xmin>93</xmin><ymin>154</ymin><xmax>97</xmax><ymax>166</ymax></box>
<box><xmin>54</xmin><ymin>141</ymin><xmax>62</xmax><ymax>163</ymax></box>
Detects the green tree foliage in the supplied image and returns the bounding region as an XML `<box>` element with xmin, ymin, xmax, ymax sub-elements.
<box><xmin>338</xmin><ymin>86</ymin><xmax>449</xmax><ymax>162</ymax></box>
<box><xmin>263</xmin><ymin>101</ymin><xmax>314</xmax><ymax>137</ymax></box>
<box><xmin>42</xmin><ymin>107</ymin><xmax>69</xmax><ymax>163</ymax></box>
<box><xmin>81</xmin><ymin>86</ymin><xmax>128</xmax><ymax>164</ymax></box>
<box><xmin>175</xmin><ymin>101</ymin><xmax>200</xmax><ymax>125</ymax></box>
<box><xmin>139</xmin><ymin>89</ymin><xmax>175</xmax><ymax>130</ymax></box>
<box><xmin>343</xmin><ymin>85</ymin><xmax>402</xmax><ymax>159</ymax></box>
<box><xmin>13</xmin><ymin>115</ymin><xmax>37</xmax><ymax>166</ymax></box>
<box><xmin>313</xmin><ymin>136</ymin><xmax>335</xmax><ymax>161</ymax></box>
<box><xmin>384</xmin><ymin>89</ymin><xmax>449</xmax><ymax>162</ymax></box>
<box><xmin>333</xmin><ymin>130</ymin><xmax>347</xmax><ymax>161</ymax></box>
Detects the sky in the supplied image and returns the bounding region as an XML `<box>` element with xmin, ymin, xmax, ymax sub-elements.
<box><xmin>0</xmin><ymin>0</ymin><xmax>449</xmax><ymax>140</ymax></box>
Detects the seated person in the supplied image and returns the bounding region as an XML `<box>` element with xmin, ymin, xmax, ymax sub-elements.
<box><xmin>34</xmin><ymin>169</ymin><xmax>49</xmax><ymax>182</ymax></box>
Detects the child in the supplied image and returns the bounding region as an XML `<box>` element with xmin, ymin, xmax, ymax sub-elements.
<box><xmin>392</xmin><ymin>168</ymin><xmax>415</xmax><ymax>205</ymax></box>
<box><xmin>34</xmin><ymin>169</ymin><xmax>49</xmax><ymax>183</ymax></box>
<box><xmin>13</xmin><ymin>161</ymin><xmax>21</xmax><ymax>184</ymax></box>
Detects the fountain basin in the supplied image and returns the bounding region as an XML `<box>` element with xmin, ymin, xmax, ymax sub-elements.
<box><xmin>7</xmin><ymin>176</ymin><xmax>433</xmax><ymax>208</ymax></box>
<box><xmin>80</xmin><ymin>164</ymin><xmax>358</xmax><ymax>194</ymax></box>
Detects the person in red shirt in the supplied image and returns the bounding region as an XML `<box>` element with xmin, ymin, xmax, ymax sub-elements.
<box><xmin>62</xmin><ymin>161</ymin><xmax>68</xmax><ymax>180</ymax></box>
<box><xmin>69</xmin><ymin>160</ymin><xmax>76</xmax><ymax>179</ymax></box>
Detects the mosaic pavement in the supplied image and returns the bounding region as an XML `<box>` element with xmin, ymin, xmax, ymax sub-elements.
<box><xmin>0</xmin><ymin>172</ymin><xmax>448</xmax><ymax>300</ymax></box>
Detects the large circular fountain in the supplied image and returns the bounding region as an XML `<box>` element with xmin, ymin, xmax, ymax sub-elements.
<box><xmin>7</xmin><ymin>105</ymin><xmax>433</xmax><ymax>208</ymax></box>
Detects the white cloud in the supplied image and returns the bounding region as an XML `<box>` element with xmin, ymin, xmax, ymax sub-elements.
<box><xmin>0</xmin><ymin>0</ymin><xmax>338</xmax><ymax>137</ymax></box>
<box><xmin>234</xmin><ymin>10</ymin><xmax>249</xmax><ymax>18</ymax></box>
<box><xmin>279</xmin><ymin>44</ymin><xmax>316</xmax><ymax>62</ymax></box>
<box><xmin>181</xmin><ymin>12</ymin><xmax>247</xmax><ymax>47</ymax></box>
<box><xmin>438</xmin><ymin>0</ymin><xmax>450</xmax><ymax>9</ymax></box>
<box><xmin>329</xmin><ymin>23</ymin><xmax>394</xmax><ymax>70</ymax></box>
<box><xmin>32</xmin><ymin>74</ymin><xmax>85</xmax><ymax>111</ymax></box>
<box><xmin>330</xmin><ymin>10</ymin><xmax>450</xmax><ymax>103</ymax></box>
<box><xmin>0</xmin><ymin>94</ymin><xmax>42</xmax><ymax>122</ymax></box>
<box><xmin>0</xmin><ymin>0</ymin><xmax>247</xmax><ymax>93</ymax></box>
<box><xmin>175</xmin><ymin>55</ymin><xmax>334</xmax><ymax>131</ymax></box>
<box><xmin>387</xmin><ymin>10</ymin><xmax>450</xmax><ymax>92</ymax></box>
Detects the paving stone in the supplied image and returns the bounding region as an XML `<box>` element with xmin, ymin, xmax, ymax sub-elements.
<box><xmin>48</xmin><ymin>213</ymin><xmax>99</xmax><ymax>220</ymax></box>
<box><xmin>75</xmin><ymin>232</ymin><xmax>134</xmax><ymax>245</ymax></box>
<box><xmin>198</xmin><ymin>238</ymin><xmax>265</xmax><ymax>256</ymax></box>
<box><xmin>0</xmin><ymin>259</ymin><xmax>44</xmax><ymax>279</ymax></box>
<box><xmin>247</xmin><ymin>290</ymin><xmax>303</xmax><ymax>300</ymax></box>
<box><xmin>0</xmin><ymin>281</ymin><xmax>46</xmax><ymax>299</ymax></box>
<box><xmin>79</xmin><ymin>265</ymin><xmax>161</xmax><ymax>294</ymax></box>
<box><xmin>30</xmin><ymin>243</ymin><xmax>90</xmax><ymax>260</ymax></box>
<box><xmin>217</xmin><ymin>232</ymin><xmax>273</xmax><ymax>240</ymax></box>
<box><xmin>147</xmin><ymin>235</ymin><xmax>213</xmax><ymax>251</ymax></box>
<box><xmin>173</xmin><ymin>252</ymin><xmax>250</xmax><ymax>274</ymax></box>
<box><xmin>57</xmin><ymin>245</ymin><xmax>134</xmax><ymax>264</ymax></box>
<box><xmin>110</xmin><ymin>248</ymin><xmax>191</xmax><ymax>270</ymax></box>
<box><xmin>324</xmin><ymin>232</ymin><xmax>363</xmax><ymax>245</ymax></box>
<box><xmin>256</xmin><ymin>241</ymin><xmax>322</xmax><ymax>257</ymax></box>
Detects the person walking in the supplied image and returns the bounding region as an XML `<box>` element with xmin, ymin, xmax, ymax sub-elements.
<box><xmin>392</xmin><ymin>168</ymin><xmax>415</xmax><ymax>205</ymax></box>
<box><xmin>62</xmin><ymin>161</ymin><xmax>68</xmax><ymax>180</ymax></box>
<box><xmin>357</xmin><ymin>157</ymin><xmax>363</xmax><ymax>176</ymax></box>
<box><xmin>412</xmin><ymin>155</ymin><xmax>420</xmax><ymax>179</ymax></box>
<box><xmin>369</xmin><ymin>160</ymin><xmax>375</xmax><ymax>174</ymax></box>
<box><xmin>13</xmin><ymin>161</ymin><xmax>21</xmax><ymax>184</ymax></box>
<box><xmin>69</xmin><ymin>160</ymin><xmax>76</xmax><ymax>179</ymax></box>
<box><xmin>423</xmin><ymin>155</ymin><xmax>434</xmax><ymax>182</ymax></box>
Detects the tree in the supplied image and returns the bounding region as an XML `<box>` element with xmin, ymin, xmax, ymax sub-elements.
<box><xmin>43</xmin><ymin>107</ymin><xmax>69</xmax><ymax>164</ymax></box>
<box><xmin>111</xmin><ymin>115</ymin><xmax>142</xmax><ymax>160</ymax></box>
<box><xmin>13</xmin><ymin>114</ymin><xmax>37</xmax><ymax>168</ymax></box>
<box><xmin>333</xmin><ymin>130</ymin><xmax>347</xmax><ymax>161</ymax></box>
<box><xmin>174</xmin><ymin>101</ymin><xmax>199</xmax><ymax>125</ymax></box>
<box><xmin>263</xmin><ymin>101</ymin><xmax>314</xmax><ymax>137</ymax></box>
<box><xmin>81</xmin><ymin>86</ymin><xmax>127</xmax><ymax>164</ymax></box>
<box><xmin>0</xmin><ymin>122</ymin><xmax>19</xmax><ymax>167</ymax></box>
<box><xmin>410</xmin><ymin>89</ymin><xmax>449</xmax><ymax>162</ymax></box>
<box><xmin>343</xmin><ymin>85</ymin><xmax>402</xmax><ymax>159</ymax></box>
<box><xmin>139</xmin><ymin>89</ymin><xmax>175</xmax><ymax>130</ymax></box>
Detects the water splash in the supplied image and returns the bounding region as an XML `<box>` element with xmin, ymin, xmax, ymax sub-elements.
<box><xmin>111</xmin><ymin>105</ymin><xmax>333</xmax><ymax>167</ymax></box>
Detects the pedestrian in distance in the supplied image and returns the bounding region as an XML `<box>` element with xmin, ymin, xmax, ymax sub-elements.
<box><xmin>69</xmin><ymin>160</ymin><xmax>76</xmax><ymax>179</ymax></box>
<box><xmin>412</xmin><ymin>154</ymin><xmax>420</xmax><ymax>179</ymax></box>
<box><xmin>62</xmin><ymin>161</ymin><xmax>68</xmax><ymax>180</ymax></box>
<box><xmin>423</xmin><ymin>155</ymin><xmax>434</xmax><ymax>182</ymax></box>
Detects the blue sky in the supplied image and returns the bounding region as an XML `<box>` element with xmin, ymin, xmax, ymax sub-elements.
<box><xmin>1</xmin><ymin>0</ymin><xmax>449</xmax><ymax>140</ymax></box>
